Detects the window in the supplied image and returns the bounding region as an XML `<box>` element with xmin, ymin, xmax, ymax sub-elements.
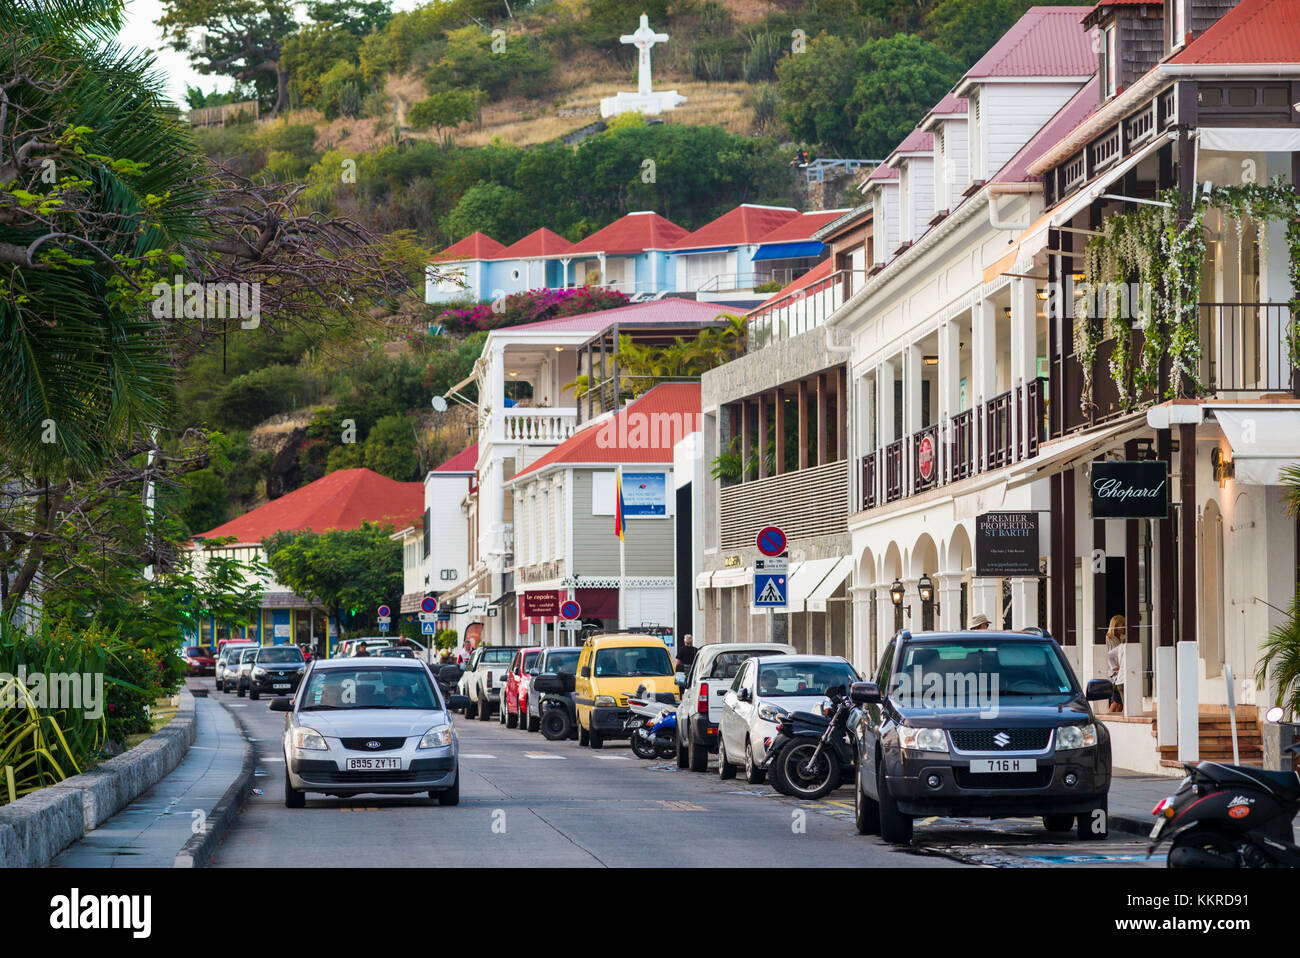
<box><xmin>1168</xmin><ymin>0</ymin><xmax>1187</xmax><ymax>49</ymax></box>
<box><xmin>593</xmin><ymin>645</ymin><xmax>673</xmax><ymax>678</ymax></box>
<box><xmin>1101</xmin><ymin>23</ymin><xmax>1117</xmax><ymax>98</ymax></box>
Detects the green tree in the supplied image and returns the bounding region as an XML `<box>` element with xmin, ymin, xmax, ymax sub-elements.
<box><xmin>775</xmin><ymin>34</ymin><xmax>858</xmax><ymax>154</ymax></box>
<box><xmin>440</xmin><ymin>181</ymin><xmax>530</xmax><ymax>245</ymax></box>
<box><xmin>262</xmin><ymin>524</ymin><xmax>403</xmax><ymax>646</ymax></box>
<box><xmin>408</xmin><ymin>88</ymin><xmax>484</xmax><ymax>145</ymax></box>
<box><xmin>363</xmin><ymin>414</ymin><xmax>419</xmax><ymax>481</ymax></box>
<box><xmin>847</xmin><ymin>34</ymin><xmax>963</xmax><ymax>158</ymax></box>
<box><xmin>925</xmin><ymin>0</ymin><xmax>1037</xmax><ymax>69</ymax></box>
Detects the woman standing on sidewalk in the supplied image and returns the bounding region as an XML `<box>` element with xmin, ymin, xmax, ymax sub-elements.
<box><xmin>1105</xmin><ymin>615</ymin><xmax>1126</xmax><ymax>713</ymax></box>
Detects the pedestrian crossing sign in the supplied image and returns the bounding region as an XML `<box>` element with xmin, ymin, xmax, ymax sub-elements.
<box><xmin>421</xmin><ymin>621</ymin><xmax>437</xmax><ymax>634</ymax></box>
<box><xmin>754</xmin><ymin>572</ymin><xmax>787</xmax><ymax>608</ymax></box>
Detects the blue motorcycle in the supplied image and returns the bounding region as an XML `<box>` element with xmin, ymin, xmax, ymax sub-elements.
<box><xmin>626</xmin><ymin>687</ymin><xmax>679</xmax><ymax>760</ymax></box>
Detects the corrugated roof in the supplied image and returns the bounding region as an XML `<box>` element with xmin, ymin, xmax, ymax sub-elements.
<box><xmin>754</xmin><ymin>209</ymin><xmax>849</xmax><ymax>244</ymax></box>
<box><xmin>1170</xmin><ymin>0</ymin><xmax>1300</xmax><ymax>64</ymax></box>
<box><xmin>748</xmin><ymin>258</ymin><xmax>835</xmax><ymax>313</ymax></box>
<box><xmin>928</xmin><ymin>93</ymin><xmax>969</xmax><ymax>117</ymax></box>
<box><xmin>511</xmin><ymin>383</ymin><xmax>702</xmax><ymax>480</ymax></box>
<box><xmin>568</xmin><ymin>211</ymin><xmax>689</xmax><ymax>255</ymax></box>
<box><xmin>964</xmin><ymin>6</ymin><xmax>1096</xmax><ymax>79</ymax></box>
<box><xmin>991</xmin><ymin>75</ymin><xmax>1099</xmax><ymax>184</ymax></box>
<box><xmin>890</xmin><ymin>129</ymin><xmax>934</xmax><ymax>157</ymax></box>
<box><xmin>668</xmin><ymin>204</ymin><xmax>800</xmax><ymax>251</ymax></box>
<box><xmin>434</xmin><ymin>444</ymin><xmax>477</xmax><ymax>473</ymax></box>
<box><xmin>196</xmin><ymin>469</ymin><xmax>424</xmax><ymax>545</ymax></box>
<box><xmin>504</xmin><ymin>297</ymin><xmax>734</xmax><ymax>334</ymax></box>
<box><xmin>433</xmin><ymin>231</ymin><xmax>506</xmax><ymax>263</ymax></box>
<box><xmin>867</xmin><ymin>164</ymin><xmax>899</xmax><ymax>182</ymax></box>
<box><xmin>496</xmin><ymin>228</ymin><xmax>575</xmax><ymax>260</ymax></box>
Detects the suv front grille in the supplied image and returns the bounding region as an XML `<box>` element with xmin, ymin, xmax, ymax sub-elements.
<box><xmin>954</xmin><ymin>768</ymin><xmax>1055</xmax><ymax>789</ymax></box>
<box><xmin>949</xmin><ymin>728</ymin><xmax>1052</xmax><ymax>752</ymax></box>
<box><xmin>340</xmin><ymin>737</ymin><xmax>407</xmax><ymax>751</ymax></box>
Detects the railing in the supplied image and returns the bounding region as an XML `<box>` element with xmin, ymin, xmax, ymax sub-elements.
<box><xmin>883</xmin><ymin>439</ymin><xmax>905</xmax><ymax>504</ymax></box>
<box><xmin>747</xmin><ymin>269</ymin><xmax>857</xmax><ymax>349</ymax></box>
<box><xmin>950</xmin><ymin>409</ymin><xmax>976</xmax><ymax>482</ymax></box>
<box><xmin>802</xmin><ymin>158</ymin><xmax>881</xmax><ymax>185</ymax></box>
<box><xmin>1023</xmin><ymin>376</ymin><xmax>1047</xmax><ymax>459</ymax></box>
<box><xmin>1199</xmin><ymin>303</ymin><xmax>1294</xmax><ymax>394</ymax></box>
<box><xmin>984</xmin><ymin>390</ymin><xmax>1014</xmax><ymax>469</ymax></box>
<box><xmin>859</xmin><ymin>450</ymin><xmax>878</xmax><ymax>511</ymax></box>
<box><xmin>913</xmin><ymin>424</ymin><xmax>940</xmax><ymax>492</ymax></box>
<box><xmin>499</xmin><ymin>407</ymin><xmax>577</xmax><ymax>443</ymax></box>
<box><xmin>718</xmin><ymin>460</ymin><xmax>848</xmax><ymax>549</ymax></box>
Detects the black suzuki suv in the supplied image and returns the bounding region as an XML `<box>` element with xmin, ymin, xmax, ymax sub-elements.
<box><xmin>849</xmin><ymin>629</ymin><xmax>1113</xmax><ymax>844</ymax></box>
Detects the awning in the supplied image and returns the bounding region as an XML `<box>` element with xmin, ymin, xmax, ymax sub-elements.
<box><xmin>1212</xmin><ymin>407</ymin><xmax>1300</xmax><ymax>486</ymax></box>
<box><xmin>709</xmin><ymin>567</ymin><xmax>751</xmax><ymax>590</ymax></box>
<box><xmin>1004</xmin><ymin>416</ymin><xmax>1149</xmax><ymax>490</ymax></box>
<box><xmin>1199</xmin><ymin>127</ymin><xmax>1300</xmax><ymax>154</ymax></box>
<box><xmin>751</xmin><ymin>241</ymin><xmax>825</xmax><ymax>262</ymax></box>
<box><xmin>983</xmin><ymin>131</ymin><xmax>1178</xmax><ymax>284</ymax></box>
<box><xmin>694</xmin><ymin>571</ymin><xmax>714</xmax><ymax>590</ymax></box>
<box><xmin>754</xmin><ymin>557</ymin><xmax>840</xmax><ymax>614</ymax></box>
<box><xmin>805</xmin><ymin>556</ymin><xmax>853</xmax><ymax>613</ymax></box>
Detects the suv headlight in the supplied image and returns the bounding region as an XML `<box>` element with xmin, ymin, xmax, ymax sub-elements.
<box><xmin>758</xmin><ymin>703</ymin><xmax>788</xmax><ymax>722</ymax></box>
<box><xmin>419</xmin><ymin>724</ymin><xmax>453</xmax><ymax>749</ymax></box>
<box><xmin>292</xmin><ymin>726</ymin><xmax>328</xmax><ymax>751</ymax></box>
<box><xmin>1056</xmin><ymin>723</ymin><xmax>1097</xmax><ymax>750</ymax></box>
<box><xmin>594</xmin><ymin>695</ymin><xmax>616</xmax><ymax>707</ymax></box>
<box><xmin>252</xmin><ymin>668</ymin><xmax>266</xmax><ymax>678</ymax></box>
<box><xmin>898</xmin><ymin>725</ymin><xmax>948</xmax><ymax>753</ymax></box>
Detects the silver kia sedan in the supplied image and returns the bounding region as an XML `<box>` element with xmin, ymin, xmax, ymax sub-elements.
<box><xmin>272</xmin><ymin>657</ymin><xmax>470</xmax><ymax>807</ymax></box>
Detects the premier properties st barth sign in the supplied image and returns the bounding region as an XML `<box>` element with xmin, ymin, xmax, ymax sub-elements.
<box><xmin>1090</xmin><ymin>461</ymin><xmax>1169</xmax><ymax>519</ymax></box>
<box><xmin>974</xmin><ymin>511</ymin><xmax>1040</xmax><ymax>577</ymax></box>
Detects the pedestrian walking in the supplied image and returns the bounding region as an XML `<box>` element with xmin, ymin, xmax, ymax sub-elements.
<box><xmin>675</xmin><ymin>634</ymin><xmax>697</xmax><ymax>673</ymax></box>
<box><xmin>1105</xmin><ymin>615</ymin><xmax>1126</xmax><ymax>713</ymax></box>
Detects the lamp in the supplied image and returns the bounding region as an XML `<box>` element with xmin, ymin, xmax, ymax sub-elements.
<box><xmin>889</xmin><ymin>579</ymin><xmax>905</xmax><ymax>608</ymax></box>
<box><xmin>923</xmin><ymin>355</ymin><xmax>939</xmax><ymax>366</ymax></box>
<box><xmin>918</xmin><ymin>573</ymin><xmax>934</xmax><ymax>605</ymax></box>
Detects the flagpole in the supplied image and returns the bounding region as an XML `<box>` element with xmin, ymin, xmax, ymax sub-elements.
<box><xmin>617</xmin><ymin>465</ymin><xmax>627</xmax><ymax>630</ymax></box>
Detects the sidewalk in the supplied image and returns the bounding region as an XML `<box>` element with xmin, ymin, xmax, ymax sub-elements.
<box><xmin>52</xmin><ymin>692</ymin><xmax>249</xmax><ymax>868</ymax></box>
<box><xmin>1109</xmin><ymin>769</ymin><xmax>1300</xmax><ymax>843</ymax></box>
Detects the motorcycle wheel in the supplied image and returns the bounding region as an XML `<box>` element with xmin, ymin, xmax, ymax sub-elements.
<box><xmin>1167</xmin><ymin>829</ymin><xmax>1242</xmax><ymax>868</ymax></box>
<box><xmin>776</xmin><ymin>741</ymin><xmax>840</xmax><ymax>800</ymax></box>
<box><xmin>630</xmin><ymin>733</ymin><xmax>658</xmax><ymax>760</ymax></box>
<box><xmin>655</xmin><ymin>741</ymin><xmax>677</xmax><ymax>760</ymax></box>
<box><xmin>541</xmin><ymin>709</ymin><xmax>571</xmax><ymax>741</ymax></box>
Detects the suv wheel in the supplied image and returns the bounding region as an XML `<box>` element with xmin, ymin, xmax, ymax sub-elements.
<box><xmin>465</xmin><ymin>697</ymin><xmax>479</xmax><ymax>720</ymax></box>
<box><xmin>435</xmin><ymin>772</ymin><xmax>460</xmax><ymax>806</ymax></box>
<box><xmin>877</xmin><ymin>763</ymin><xmax>913</xmax><ymax>844</ymax></box>
<box><xmin>249</xmin><ymin>687</ymin><xmax>260</xmax><ymax>701</ymax></box>
<box><xmin>541</xmin><ymin>709</ymin><xmax>571</xmax><ymax>741</ymax></box>
<box><xmin>478</xmin><ymin>694</ymin><xmax>492</xmax><ymax>721</ymax></box>
<box><xmin>285</xmin><ymin>771</ymin><xmax>305</xmax><ymax>809</ymax></box>
<box><xmin>1077</xmin><ymin>802</ymin><xmax>1108</xmax><ymax>840</ymax></box>
<box><xmin>236</xmin><ymin>682</ymin><xmax>245</xmax><ymax>698</ymax></box>
<box><xmin>744</xmin><ymin>739</ymin><xmax>766</xmax><ymax>785</ymax></box>
<box><xmin>505</xmin><ymin>703</ymin><xmax>518</xmax><ymax>729</ymax></box>
<box><xmin>854</xmin><ymin>762</ymin><xmax>880</xmax><ymax>835</ymax></box>
<box><xmin>688</xmin><ymin>728</ymin><xmax>709</xmax><ymax>773</ymax></box>
<box><xmin>526</xmin><ymin>709</ymin><xmax>540</xmax><ymax>733</ymax></box>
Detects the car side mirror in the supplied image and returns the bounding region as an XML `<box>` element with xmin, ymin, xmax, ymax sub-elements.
<box><xmin>447</xmin><ymin>695</ymin><xmax>470</xmax><ymax>711</ymax></box>
<box><xmin>580</xmin><ymin>666</ymin><xmax>591</xmax><ymax>678</ymax></box>
<box><xmin>532</xmin><ymin>673</ymin><xmax>563</xmax><ymax>694</ymax></box>
<box><xmin>849</xmin><ymin>681</ymin><xmax>882</xmax><ymax>705</ymax></box>
<box><xmin>737</xmin><ymin>687</ymin><xmax>752</xmax><ymax>703</ymax></box>
<box><xmin>1085</xmin><ymin>679</ymin><xmax>1113</xmax><ymax>702</ymax></box>
<box><xmin>269</xmin><ymin>697</ymin><xmax>293</xmax><ymax>712</ymax></box>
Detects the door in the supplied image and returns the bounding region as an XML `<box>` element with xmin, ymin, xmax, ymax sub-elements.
<box><xmin>575</xmin><ymin>643</ymin><xmax>593</xmax><ymax>727</ymax></box>
<box><xmin>720</xmin><ymin>659</ymin><xmax>751</xmax><ymax>757</ymax></box>
<box><xmin>855</xmin><ymin>638</ymin><xmax>896</xmax><ymax>799</ymax></box>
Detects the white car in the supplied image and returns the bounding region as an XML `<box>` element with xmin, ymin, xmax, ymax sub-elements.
<box><xmin>717</xmin><ymin>654</ymin><xmax>860</xmax><ymax>784</ymax></box>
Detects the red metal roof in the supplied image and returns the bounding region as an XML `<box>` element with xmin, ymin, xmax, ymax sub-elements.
<box><xmin>433</xmin><ymin>231</ymin><xmax>507</xmax><ymax>263</ymax></box>
<box><xmin>965</xmin><ymin>6</ymin><xmax>1096</xmax><ymax>78</ymax></box>
<box><xmin>667</xmin><ymin>204</ymin><xmax>800</xmax><ymax>251</ymax></box>
<box><xmin>496</xmin><ymin>228</ymin><xmax>575</xmax><ymax>260</ymax></box>
<box><xmin>505</xmin><ymin>297</ymin><xmax>735</xmax><ymax>334</ymax></box>
<box><xmin>196</xmin><ymin>468</ymin><xmax>425</xmax><ymax>545</ymax></box>
<box><xmin>748</xmin><ymin>258</ymin><xmax>835</xmax><ymax>313</ymax></box>
<box><xmin>511</xmin><ymin>383</ymin><xmax>702</xmax><ymax>480</ymax></box>
<box><xmin>754</xmin><ymin>210</ymin><xmax>850</xmax><ymax>244</ymax></box>
<box><xmin>1170</xmin><ymin>0</ymin><xmax>1300</xmax><ymax>64</ymax></box>
<box><xmin>890</xmin><ymin>129</ymin><xmax>934</xmax><ymax>157</ymax></box>
<box><xmin>867</xmin><ymin>164</ymin><xmax>899</xmax><ymax>182</ymax></box>
<box><xmin>434</xmin><ymin>443</ymin><xmax>477</xmax><ymax>473</ymax></box>
<box><xmin>568</xmin><ymin>211</ymin><xmax>689</xmax><ymax>255</ymax></box>
<box><xmin>928</xmin><ymin>93</ymin><xmax>969</xmax><ymax>117</ymax></box>
<box><xmin>992</xmin><ymin>75</ymin><xmax>1099</xmax><ymax>184</ymax></box>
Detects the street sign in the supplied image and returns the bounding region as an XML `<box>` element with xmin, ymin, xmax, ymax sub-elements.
<box><xmin>560</xmin><ymin>600</ymin><xmax>582</xmax><ymax>621</ymax></box>
<box><xmin>755</xmin><ymin>556</ymin><xmax>788</xmax><ymax>574</ymax></box>
<box><xmin>377</xmin><ymin>604</ymin><xmax>391</xmax><ymax>618</ymax></box>
<box><xmin>377</xmin><ymin>615</ymin><xmax>391</xmax><ymax>624</ymax></box>
<box><xmin>378</xmin><ymin>622</ymin><xmax>390</xmax><ymax>632</ymax></box>
<box><xmin>421</xmin><ymin>621</ymin><xmax>437</xmax><ymax>635</ymax></box>
<box><xmin>421</xmin><ymin>596</ymin><xmax>438</xmax><ymax>614</ymax></box>
<box><xmin>754</xmin><ymin>571</ymin><xmax>787</xmax><ymax>608</ymax></box>
<box><xmin>558</xmin><ymin>620</ymin><xmax>582</xmax><ymax>631</ymax></box>
<box><xmin>756</xmin><ymin>526</ymin><xmax>787</xmax><ymax>557</ymax></box>
<box><xmin>418</xmin><ymin>612</ymin><xmax>437</xmax><ymax>622</ymax></box>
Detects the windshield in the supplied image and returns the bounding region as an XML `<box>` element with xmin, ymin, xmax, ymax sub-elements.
<box><xmin>757</xmin><ymin>661</ymin><xmax>857</xmax><ymax>697</ymax></box>
<box><xmin>545</xmin><ymin>650</ymin><xmax>580</xmax><ymax>675</ymax></box>
<box><xmin>300</xmin><ymin>667</ymin><xmax>440</xmax><ymax>711</ymax></box>
<box><xmin>479</xmin><ymin>648</ymin><xmax>515</xmax><ymax>664</ymax></box>
<box><xmin>239</xmin><ymin>648</ymin><xmax>259</xmax><ymax>663</ymax></box>
<box><xmin>186</xmin><ymin>646</ymin><xmax>213</xmax><ymax>656</ymax></box>
<box><xmin>895</xmin><ymin>640</ymin><xmax>1077</xmax><ymax>705</ymax></box>
<box><xmin>257</xmin><ymin>648</ymin><xmax>303</xmax><ymax>664</ymax></box>
<box><xmin>709</xmin><ymin>650</ymin><xmax>763</xmax><ymax>679</ymax></box>
<box><xmin>593</xmin><ymin>645</ymin><xmax>673</xmax><ymax>678</ymax></box>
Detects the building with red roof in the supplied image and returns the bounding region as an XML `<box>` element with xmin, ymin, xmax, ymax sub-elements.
<box><xmin>427</xmin><ymin>231</ymin><xmax>509</xmax><ymax>305</ymax></box>
<box><xmin>564</xmin><ymin>211</ymin><xmax>688</xmax><ymax>299</ymax></box>
<box><xmin>493</xmin><ymin>228</ymin><xmax>579</xmax><ymax>295</ymax></box>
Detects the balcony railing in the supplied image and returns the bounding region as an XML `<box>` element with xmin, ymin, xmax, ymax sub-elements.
<box><xmin>985</xmin><ymin>390</ymin><xmax>1014</xmax><ymax>469</ymax></box>
<box><xmin>719</xmin><ymin>460</ymin><xmax>848</xmax><ymax>549</ymax></box>
<box><xmin>498</xmin><ymin>407</ymin><xmax>577</xmax><ymax>443</ymax></box>
<box><xmin>883</xmin><ymin>439</ymin><xmax>905</xmax><ymax>504</ymax></box>
<box><xmin>859</xmin><ymin>450</ymin><xmax>878</xmax><ymax>511</ymax></box>
<box><xmin>747</xmin><ymin>269</ymin><xmax>855</xmax><ymax>349</ymax></box>
<box><xmin>950</xmin><ymin>409</ymin><xmax>975</xmax><ymax>482</ymax></box>
<box><xmin>913</xmin><ymin>424</ymin><xmax>940</xmax><ymax>493</ymax></box>
<box><xmin>1200</xmin><ymin>303</ymin><xmax>1294</xmax><ymax>394</ymax></box>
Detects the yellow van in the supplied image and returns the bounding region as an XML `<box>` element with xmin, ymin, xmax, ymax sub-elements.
<box><xmin>574</xmin><ymin>634</ymin><xmax>677</xmax><ymax>748</ymax></box>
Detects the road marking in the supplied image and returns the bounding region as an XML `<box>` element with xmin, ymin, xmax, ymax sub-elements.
<box><xmin>523</xmin><ymin>751</ymin><xmax>565</xmax><ymax>760</ymax></box>
<box><xmin>658</xmin><ymin>800</ymin><xmax>705</xmax><ymax>811</ymax></box>
<box><xmin>261</xmin><ymin>756</ymin><xmax>284</xmax><ymax>762</ymax></box>
<box><xmin>460</xmin><ymin>753</ymin><xmax>497</xmax><ymax>759</ymax></box>
<box><xmin>594</xmin><ymin>754</ymin><xmax>631</xmax><ymax>760</ymax></box>
<box><xmin>226</xmin><ymin>704</ymin><xmax>248</xmax><ymax>708</ymax></box>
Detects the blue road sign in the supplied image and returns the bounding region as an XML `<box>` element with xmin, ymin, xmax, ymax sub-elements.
<box><xmin>757</xmin><ymin>526</ymin><xmax>787</xmax><ymax>557</ymax></box>
<box><xmin>421</xmin><ymin>596</ymin><xmax>438</xmax><ymax>614</ymax></box>
<box><xmin>378</xmin><ymin>622</ymin><xmax>390</xmax><ymax>632</ymax></box>
<box><xmin>421</xmin><ymin>621</ymin><xmax>437</xmax><ymax>634</ymax></box>
<box><xmin>560</xmin><ymin>600</ymin><xmax>581</xmax><ymax>621</ymax></box>
<box><xmin>754</xmin><ymin>572</ymin><xmax>787</xmax><ymax>608</ymax></box>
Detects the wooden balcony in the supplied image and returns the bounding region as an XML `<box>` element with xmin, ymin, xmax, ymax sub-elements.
<box><xmin>719</xmin><ymin>460</ymin><xmax>848</xmax><ymax>549</ymax></box>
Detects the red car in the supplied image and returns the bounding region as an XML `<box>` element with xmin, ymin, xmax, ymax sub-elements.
<box><xmin>182</xmin><ymin>644</ymin><xmax>217</xmax><ymax>676</ymax></box>
<box><xmin>503</xmin><ymin>646</ymin><xmax>543</xmax><ymax>730</ymax></box>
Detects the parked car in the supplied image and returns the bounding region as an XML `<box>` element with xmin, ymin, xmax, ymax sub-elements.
<box><xmin>248</xmin><ymin>645</ymin><xmax>307</xmax><ymax>700</ymax></box>
<box><xmin>848</xmin><ymin>629</ymin><xmax>1113</xmax><ymax>844</ymax></box>
<box><xmin>526</xmin><ymin>646</ymin><xmax>581</xmax><ymax>733</ymax></box>
<box><xmin>272</xmin><ymin>657</ymin><xmax>470</xmax><ymax>807</ymax></box>
<box><xmin>216</xmin><ymin>642</ymin><xmax>258</xmax><ymax>692</ymax></box>
<box><xmin>676</xmin><ymin>642</ymin><xmax>795</xmax><ymax>772</ymax></box>
<box><xmin>182</xmin><ymin>645</ymin><xmax>216</xmax><ymax>676</ymax></box>
<box><xmin>574</xmin><ymin>634</ymin><xmax>677</xmax><ymax>749</ymax></box>
<box><xmin>232</xmin><ymin>646</ymin><xmax>262</xmax><ymax>697</ymax></box>
<box><xmin>502</xmin><ymin>647</ymin><xmax>542</xmax><ymax>729</ymax></box>
<box><xmin>718</xmin><ymin>654</ymin><xmax>860</xmax><ymax>784</ymax></box>
<box><xmin>457</xmin><ymin>645</ymin><xmax>521</xmax><ymax>721</ymax></box>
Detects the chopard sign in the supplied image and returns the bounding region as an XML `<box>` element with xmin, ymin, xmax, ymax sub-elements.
<box><xmin>1090</xmin><ymin>461</ymin><xmax>1169</xmax><ymax>519</ymax></box>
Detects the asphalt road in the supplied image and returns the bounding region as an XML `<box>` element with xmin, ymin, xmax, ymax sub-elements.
<box><xmin>201</xmin><ymin>682</ymin><xmax>1160</xmax><ymax>868</ymax></box>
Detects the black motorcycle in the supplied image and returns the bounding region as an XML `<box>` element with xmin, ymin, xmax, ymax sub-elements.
<box><xmin>1148</xmin><ymin>708</ymin><xmax>1300</xmax><ymax>868</ymax></box>
<box><xmin>434</xmin><ymin>664</ymin><xmax>463</xmax><ymax>708</ymax></box>
<box><xmin>531</xmin><ymin>671</ymin><xmax>579</xmax><ymax>741</ymax></box>
<box><xmin>762</xmin><ymin>685</ymin><xmax>856</xmax><ymax>800</ymax></box>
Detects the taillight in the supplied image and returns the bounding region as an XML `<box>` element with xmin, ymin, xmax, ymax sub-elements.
<box><xmin>1152</xmin><ymin>797</ymin><xmax>1177</xmax><ymax>818</ymax></box>
<box><xmin>698</xmin><ymin>682</ymin><xmax>709</xmax><ymax>714</ymax></box>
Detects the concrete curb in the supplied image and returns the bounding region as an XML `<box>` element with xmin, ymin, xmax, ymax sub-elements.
<box><xmin>173</xmin><ymin>702</ymin><xmax>257</xmax><ymax>868</ymax></box>
<box><xmin>1111</xmin><ymin>813</ymin><xmax>1155</xmax><ymax>838</ymax></box>
<box><xmin>0</xmin><ymin>688</ymin><xmax>197</xmax><ymax>868</ymax></box>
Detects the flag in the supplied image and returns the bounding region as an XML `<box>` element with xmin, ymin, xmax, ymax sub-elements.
<box><xmin>614</xmin><ymin>466</ymin><xmax>625</xmax><ymax>541</ymax></box>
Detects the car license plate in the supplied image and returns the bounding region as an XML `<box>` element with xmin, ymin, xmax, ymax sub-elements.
<box><xmin>273</xmin><ymin>683</ymin><xmax>291</xmax><ymax>689</ymax></box>
<box><xmin>969</xmin><ymin>758</ymin><xmax>1037</xmax><ymax>773</ymax></box>
<box><xmin>344</xmin><ymin>757</ymin><xmax>401</xmax><ymax>771</ymax></box>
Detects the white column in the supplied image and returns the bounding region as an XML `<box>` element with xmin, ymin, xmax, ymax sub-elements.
<box><xmin>1124</xmin><ymin>641</ymin><xmax>1142</xmax><ymax>718</ymax></box>
<box><xmin>936</xmin><ymin>573</ymin><xmax>963</xmax><ymax>631</ymax></box>
<box><xmin>850</xmin><ymin>584</ymin><xmax>871</xmax><ymax>675</ymax></box>
<box><xmin>1177</xmin><ymin>640</ymin><xmax>1200</xmax><ymax>762</ymax></box>
<box><xmin>1010</xmin><ymin>278</ymin><xmax>1037</xmax><ymax>459</ymax></box>
<box><xmin>938</xmin><ymin>318</ymin><xmax>959</xmax><ymax>424</ymax></box>
<box><xmin>1010</xmin><ymin>576</ymin><xmax>1039</xmax><ymax>631</ymax></box>
<box><xmin>879</xmin><ymin>359</ymin><xmax>896</xmax><ymax>445</ymax></box>
<box><xmin>875</xmin><ymin>582</ymin><xmax>896</xmax><ymax>651</ymax></box>
<box><xmin>597</xmin><ymin>252</ymin><xmax>607</xmax><ymax>286</ymax></box>
<box><xmin>900</xmin><ymin>576</ymin><xmax>922</xmax><ymax>630</ymax></box>
<box><xmin>561</xmin><ymin>257</ymin><xmax>571</xmax><ymax>288</ymax></box>
<box><xmin>1156</xmin><ymin>645</ymin><xmax>1178</xmax><ymax>748</ymax></box>
<box><xmin>488</xmin><ymin>344</ymin><xmax>505</xmax><ymax>442</ymax></box>
<box><xmin>968</xmin><ymin>567</ymin><xmax>999</xmax><ymax>629</ymax></box>
<box><xmin>973</xmin><ymin>297</ymin><xmax>998</xmax><ymax>401</ymax></box>
<box><xmin>902</xmin><ymin>343</ymin><xmax>921</xmax><ymax>437</ymax></box>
